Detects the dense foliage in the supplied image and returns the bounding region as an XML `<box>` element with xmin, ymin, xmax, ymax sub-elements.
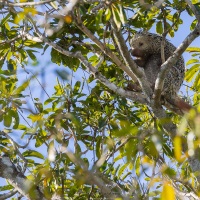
<box><xmin>0</xmin><ymin>0</ymin><xmax>200</xmax><ymax>199</ymax></box>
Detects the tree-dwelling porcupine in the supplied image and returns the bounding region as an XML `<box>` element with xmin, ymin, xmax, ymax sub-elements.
<box><xmin>130</xmin><ymin>31</ymin><xmax>192</xmax><ymax>114</ymax></box>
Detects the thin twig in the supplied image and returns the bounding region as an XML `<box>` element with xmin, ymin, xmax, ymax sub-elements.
<box><xmin>73</xmin><ymin>9</ymin><xmax>139</xmax><ymax>83</ymax></box>
<box><xmin>0</xmin><ymin>190</ymin><xmax>18</xmax><ymax>200</ymax></box>
<box><xmin>24</xmin><ymin>19</ymin><xmax>148</xmax><ymax>105</ymax></box>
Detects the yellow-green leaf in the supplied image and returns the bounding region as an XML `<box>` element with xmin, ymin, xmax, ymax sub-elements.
<box><xmin>173</xmin><ymin>136</ymin><xmax>182</xmax><ymax>162</ymax></box>
<box><xmin>186</xmin><ymin>47</ymin><xmax>200</xmax><ymax>52</ymax></box>
<box><xmin>185</xmin><ymin>64</ymin><xmax>200</xmax><ymax>82</ymax></box>
<box><xmin>161</xmin><ymin>182</ymin><xmax>175</xmax><ymax>200</ymax></box>
<box><xmin>23</xmin><ymin>150</ymin><xmax>44</xmax><ymax>159</ymax></box>
<box><xmin>135</xmin><ymin>156</ymin><xmax>140</xmax><ymax>176</ymax></box>
<box><xmin>119</xmin><ymin>5</ymin><xmax>125</xmax><ymax>24</ymax></box>
<box><xmin>111</xmin><ymin>5</ymin><xmax>121</xmax><ymax>29</ymax></box>
<box><xmin>186</xmin><ymin>58</ymin><xmax>199</xmax><ymax>66</ymax></box>
<box><xmin>14</xmin><ymin>12</ymin><xmax>25</xmax><ymax>24</ymax></box>
<box><xmin>156</xmin><ymin>21</ymin><xmax>163</xmax><ymax>34</ymax></box>
<box><xmin>28</xmin><ymin>114</ymin><xmax>43</xmax><ymax>122</ymax></box>
<box><xmin>194</xmin><ymin>72</ymin><xmax>200</xmax><ymax>90</ymax></box>
<box><xmin>105</xmin><ymin>8</ymin><xmax>111</xmax><ymax>21</ymax></box>
<box><xmin>118</xmin><ymin>163</ymin><xmax>129</xmax><ymax>177</ymax></box>
<box><xmin>4</xmin><ymin>113</ymin><xmax>12</xmax><ymax>127</ymax></box>
<box><xmin>12</xmin><ymin>80</ymin><xmax>30</xmax><ymax>95</ymax></box>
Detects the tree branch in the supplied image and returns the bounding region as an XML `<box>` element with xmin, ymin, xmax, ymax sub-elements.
<box><xmin>185</xmin><ymin>0</ymin><xmax>200</xmax><ymax>22</ymax></box>
<box><xmin>73</xmin><ymin>9</ymin><xmax>138</xmax><ymax>83</ymax></box>
<box><xmin>110</xmin><ymin>18</ymin><xmax>153</xmax><ymax>98</ymax></box>
<box><xmin>24</xmin><ymin>21</ymin><xmax>148</xmax><ymax>105</ymax></box>
<box><xmin>0</xmin><ymin>156</ymin><xmax>45</xmax><ymax>200</ymax></box>
<box><xmin>65</xmin><ymin>150</ymin><xmax>129</xmax><ymax>199</ymax></box>
<box><xmin>0</xmin><ymin>190</ymin><xmax>17</xmax><ymax>200</ymax></box>
<box><xmin>154</xmin><ymin>23</ymin><xmax>200</xmax><ymax>100</ymax></box>
<box><xmin>4</xmin><ymin>0</ymin><xmax>55</xmax><ymax>7</ymax></box>
<box><xmin>0</xmin><ymin>131</ymin><xmax>27</xmax><ymax>173</ymax></box>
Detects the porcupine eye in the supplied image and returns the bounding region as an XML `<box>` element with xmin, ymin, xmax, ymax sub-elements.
<box><xmin>139</xmin><ymin>42</ymin><xmax>143</xmax><ymax>46</ymax></box>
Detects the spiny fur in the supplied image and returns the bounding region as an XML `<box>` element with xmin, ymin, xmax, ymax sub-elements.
<box><xmin>130</xmin><ymin>31</ymin><xmax>185</xmax><ymax>98</ymax></box>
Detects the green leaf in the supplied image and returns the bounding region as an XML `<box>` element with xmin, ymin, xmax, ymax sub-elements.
<box><xmin>96</xmin><ymin>137</ymin><xmax>101</xmax><ymax>159</ymax></box>
<box><xmin>12</xmin><ymin>80</ymin><xmax>30</xmax><ymax>95</ymax></box>
<box><xmin>156</xmin><ymin>21</ymin><xmax>163</xmax><ymax>34</ymax></box>
<box><xmin>73</xmin><ymin>81</ymin><xmax>81</xmax><ymax>93</ymax></box>
<box><xmin>119</xmin><ymin>5</ymin><xmax>125</xmax><ymax>24</ymax></box>
<box><xmin>26</xmin><ymin>49</ymin><xmax>37</xmax><ymax>61</ymax></box>
<box><xmin>190</xmin><ymin>19</ymin><xmax>198</xmax><ymax>31</ymax></box>
<box><xmin>51</xmin><ymin>49</ymin><xmax>62</xmax><ymax>66</ymax></box>
<box><xmin>186</xmin><ymin>58</ymin><xmax>199</xmax><ymax>65</ymax></box>
<box><xmin>35</xmin><ymin>102</ymin><xmax>43</xmax><ymax>113</ymax></box>
<box><xmin>3</xmin><ymin>113</ymin><xmax>12</xmax><ymax>127</ymax></box>
<box><xmin>18</xmin><ymin>124</ymin><xmax>27</xmax><ymax>130</ymax></box>
<box><xmin>22</xmin><ymin>150</ymin><xmax>44</xmax><ymax>159</ymax></box>
<box><xmin>0</xmin><ymin>185</ymin><xmax>13</xmax><ymax>192</ymax></box>
<box><xmin>95</xmin><ymin>9</ymin><xmax>103</xmax><ymax>27</ymax></box>
<box><xmin>7</xmin><ymin>63</ymin><xmax>14</xmax><ymax>71</ymax></box>
<box><xmin>28</xmin><ymin>114</ymin><xmax>43</xmax><ymax>122</ymax></box>
<box><xmin>194</xmin><ymin>72</ymin><xmax>200</xmax><ymax>91</ymax></box>
<box><xmin>135</xmin><ymin>156</ymin><xmax>140</xmax><ymax>176</ymax></box>
<box><xmin>114</xmin><ymin>153</ymin><xmax>124</xmax><ymax>162</ymax></box>
<box><xmin>185</xmin><ymin>64</ymin><xmax>200</xmax><ymax>82</ymax></box>
<box><xmin>105</xmin><ymin>8</ymin><xmax>111</xmax><ymax>21</ymax></box>
<box><xmin>111</xmin><ymin>5</ymin><xmax>121</xmax><ymax>29</ymax></box>
<box><xmin>122</xmin><ymin>171</ymin><xmax>132</xmax><ymax>180</ymax></box>
<box><xmin>118</xmin><ymin>162</ymin><xmax>129</xmax><ymax>177</ymax></box>
<box><xmin>9</xmin><ymin>110</ymin><xmax>19</xmax><ymax>129</ymax></box>
<box><xmin>1</xmin><ymin>13</ymin><xmax>11</xmax><ymax>25</ymax></box>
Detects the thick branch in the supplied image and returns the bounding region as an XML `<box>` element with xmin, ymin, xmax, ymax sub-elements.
<box><xmin>110</xmin><ymin>18</ymin><xmax>153</xmax><ymax>98</ymax></box>
<box><xmin>0</xmin><ymin>132</ymin><xmax>27</xmax><ymax>167</ymax></box>
<box><xmin>65</xmin><ymin>150</ymin><xmax>128</xmax><ymax>199</ymax></box>
<box><xmin>185</xmin><ymin>0</ymin><xmax>200</xmax><ymax>22</ymax></box>
<box><xmin>23</xmin><ymin>30</ymin><xmax>148</xmax><ymax>105</ymax></box>
<box><xmin>0</xmin><ymin>156</ymin><xmax>45</xmax><ymax>200</ymax></box>
<box><xmin>154</xmin><ymin>23</ymin><xmax>200</xmax><ymax>97</ymax></box>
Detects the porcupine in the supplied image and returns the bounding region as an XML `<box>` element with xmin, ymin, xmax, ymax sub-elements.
<box><xmin>130</xmin><ymin>32</ymin><xmax>191</xmax><ymax>114</ymax></box>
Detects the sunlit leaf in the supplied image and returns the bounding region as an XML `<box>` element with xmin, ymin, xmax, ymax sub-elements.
<box><xmin>186</xmin><ymin>58</ymin><xmax>199</xmax><ymax>65</ymax></box>
<box><xmin>186</xmin><ymin>47</ymin><xmax>200</xmax><ymax>52</ymax></box>
<box><xmin>111</xmin><ymin>5</ymin><xmax>121</xmax><ymax>29</ymax></box>
<box><xmin>118</xmin><ymin>163</ymin><xmax>129</xmax><ymax>177</ymax></box>
<box><xmin>12</xmin><ymin>80</ymin><xmax>30</xmax><ymax>95</ymax></box>
<box><xmin>173</xmin><ymin>136</ymin><xmax>183</xmax><ymax>162</ymax></box>
<box><xmin>135</xmin><ymin>156</ymin><xmax>140</xmax><ymax>176</ymax></box>
<box><xmin>161</xmin><ymin>182</ymin><xmax>175</xmax><ymax>200</ymax></box>
<box><xmin>28</xmin><ymin>114</ymin><xmax>43</xmax><ymax>122</ymax></box>
<box><xmin>105</xmin><ymin>8</ymin><xmax>111</xmax><ymax>21</ymax></box>
<box><xmin>185</xmin><ymin>64</ymin><xmax>200</xmax><ymax>82</ymax></box>
<box><xmin>23</xmin><ymin>150</ymin><xmax>44</xmax><ymax>159</ymax></box>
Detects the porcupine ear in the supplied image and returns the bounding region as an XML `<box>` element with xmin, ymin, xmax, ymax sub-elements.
<box><xmin>146</xmin><ymin>32</ymin><xmax>163</xmax><ymax>42</ymax></box>
<box><xmin>138</xmin><ymin>30</ymin><xmax>148</xmax><ymax>35</ymax></box>
<box><xmin>133</xmin><ymin>30</ymin><xmax>147</xmax><ymax>39</ymax></box>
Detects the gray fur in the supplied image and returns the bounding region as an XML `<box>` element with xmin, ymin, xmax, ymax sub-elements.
<box><xmin>130</xmin><ymin>32</ymin><xmax>185</xmax><ymax>98</ymax></box>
